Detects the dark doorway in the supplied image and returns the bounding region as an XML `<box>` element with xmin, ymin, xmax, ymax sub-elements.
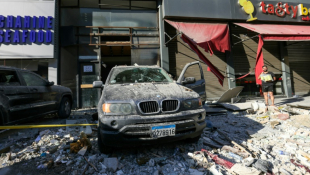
<box><xmin>101</xmin><ymin>46</ymin><xmax>131</xmax><ymax>83</ymax></box>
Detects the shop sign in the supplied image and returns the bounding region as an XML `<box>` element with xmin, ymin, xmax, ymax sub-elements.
<box><xmin>259</xmin><ymin>2</ymin><xmax>298</xmax><ymax>18</ymax></box>
<box><xmin>0</xmin><ymin>15</ymin><xmax>53</xmax><ymax>44</ymax></box>
<box><xmin>259</xmin><ymin>2</ymin><xmax>310</xmax><ymax>21</ymax></box>
<box><xmin>239</xmin><ymin>0</ymin><xmax>258</xmax><ymax>22</ymax></box>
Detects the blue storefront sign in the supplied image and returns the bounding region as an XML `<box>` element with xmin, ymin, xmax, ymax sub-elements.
<box><xmin>0</xmin><ymin>15</ymin><xmax>53</xmax><ymax>43</ymax></box>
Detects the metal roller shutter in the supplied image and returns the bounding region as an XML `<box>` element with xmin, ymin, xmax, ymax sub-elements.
<box><xmin>231</xmin><ymin>25</ymin><xmax>282</xmax><ymax>75</ymax></box>
<box><xmin>166</xmin><ymin>25</ymin><xmax>228</xmax><ymax>99</ymax></box>
<box><xmin>287</xmin><ymin>41</ymin><xmax>310</xmax><ymax>95</ymax></box>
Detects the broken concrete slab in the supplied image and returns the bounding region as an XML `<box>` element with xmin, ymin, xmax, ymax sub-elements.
<box><xmin>188</xmin><ymin>168</ymin><xmax>204</xmax><ymax>175</ymax></box>
<box><xmin>216</xmin><ymin>86</ymin><xmax>244</xmax><ymax>103</ymax></box>
<box><xmin>104</xmin><ymin>157</ymin><xmax>119</xmax><ymax>172</ymax></box>
<box><xmin>289</xmin><ymin>115</ymin><xmax>310</xmax><ymax>128</ymax></box>
<box><xmin>219</xmin><ymin>102</ymin><xmax>252</xmax><ymax>111</ymax></box>
<box><xmin>231</xmin><ymin>163</ymin><xmax>261</xmax><ymax>175</ymax></box>
<box><xmin>78</xmin><ymin>146</ymin><xmax>88</xmax><ymax>156</ymax></box>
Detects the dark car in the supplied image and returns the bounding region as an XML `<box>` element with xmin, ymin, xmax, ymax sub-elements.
<box><xmin>0</xmin><ymin>66</ymin><xmax>73</xmax><ymax>125</ymax></box>
<box><xmin>93</xmin><ymin>61</ymin><xmax>206</xmax><ymax>153</ymax></box>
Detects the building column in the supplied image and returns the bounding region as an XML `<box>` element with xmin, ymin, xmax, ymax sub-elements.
<box><xmin>226</xmin><ymin>23</ymin><xmax>236</xmax><ymax>89</ymax></box>
<box><xmin>48</xmin><ymin>59</ymin><xmax>58</xmax><ymax>85</ymax></box>
<box><xmin>279</xmin><ymin>42</ymin><xmax>293</xmax><ymax>98</ymax></box>
<box><xmin>158</xmin><ymin>0</ymin><xmax>169</xmax><ymax>71</ymax></box>
<box><xmin>226</xmin><ymin>51</ymin><xmax>236</xmax><ymax>89</ymax></box>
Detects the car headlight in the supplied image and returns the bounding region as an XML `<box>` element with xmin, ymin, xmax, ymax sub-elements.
<box><xmin>102</xmin><ymin>103</ymin><xmax>133</xmax><ymax>115</ymax></box>
<box><xmin>183</xmin><ymin>98</ymin><xmax>202</xmax><ymax>109</ymax></box>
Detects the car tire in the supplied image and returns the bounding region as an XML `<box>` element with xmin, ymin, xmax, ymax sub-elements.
<box><xmin>0</xmin><ymin>109</ymin><xmax>3</xmax><ymax>125</ymax></box>
<box><xmin>97</xmin><ymin>128</ymin><xmax>113</xmax><ymax>154</ymax></box>
<box><xmin>58</xmin><ymin>97</ymin><xmax>71</xmax><ymax>118</ymax></box>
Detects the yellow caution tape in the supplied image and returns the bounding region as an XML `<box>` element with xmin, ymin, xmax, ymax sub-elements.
<box><xmin>256</xmin><ymin>115</ymin><xmax>269</xmax><ymax>119</ymax></box>
<box><xmin>0</xmin><ymin>123</ymin><xmax>97</xmax><ymax>130</ymax></box>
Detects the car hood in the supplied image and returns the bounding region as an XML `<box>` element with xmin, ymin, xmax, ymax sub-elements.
<box><xmin>103</xmin><ymin>83</ymin><xmax>199</xmax><ymax>101</ymax></box>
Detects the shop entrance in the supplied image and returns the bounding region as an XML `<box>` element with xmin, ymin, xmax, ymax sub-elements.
<box><xmin>79</xmin><ymin>62</ymin><xmax>100</xmax><ymax>108</ymax></box>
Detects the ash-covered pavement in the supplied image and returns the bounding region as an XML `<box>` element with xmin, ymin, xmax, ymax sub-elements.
<box><xmin>0</xmin><ymin>100</ymin><xmax>310</xmax><ymax>175</ymax></box>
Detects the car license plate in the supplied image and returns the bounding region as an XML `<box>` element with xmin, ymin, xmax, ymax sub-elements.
<box><xmin>151</xmin><ymin>124</ymin><xmax>176</xmax><ymax>138</ymax></box>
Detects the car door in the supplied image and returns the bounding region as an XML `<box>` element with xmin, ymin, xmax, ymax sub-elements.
<box><xmin>19</xmin><ymin>70</ymin><xmax>56</xmax><ymax>116</ymax></box>
<box><xmin>177</xmin><ymin>61</ymin><xmax>206</xmax><ymax>102</ymax></box>
<box><xmin>0</xmin><ymin>69</ymin><xmax>32</xmax><ymax>123</ymax></box>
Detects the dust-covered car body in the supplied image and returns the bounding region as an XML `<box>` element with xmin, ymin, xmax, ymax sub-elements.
<box><xmin>0</xmin><ymin>66</ymin><xmax>73</xmax><ymax>125</ymax></box>
<box><xmin>94</xmin><ymin>62</ymin><xmax>206</xmax><ymax>152</ymax></box>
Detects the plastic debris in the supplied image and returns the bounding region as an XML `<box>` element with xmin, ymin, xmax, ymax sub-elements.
<box><xmin>228</xmin><ymin>152</ymin><xmax>243</xmax><ymax>162</ymax></box>
<box><xmin>277</xmin><ymin>113</ymin><xmax>290</xmax><ymax>120</ymax></box>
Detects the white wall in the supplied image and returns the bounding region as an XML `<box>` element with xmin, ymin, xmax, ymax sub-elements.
<box><xmin>0</xmin><ymin>0</ymin><xmax>55</xmax><ymax>59</ymax></box>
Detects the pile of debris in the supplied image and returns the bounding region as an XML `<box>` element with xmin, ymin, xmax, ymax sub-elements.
<box><xmin>199</xmin><ymin>102</ymin><xmax>310</xmax><ymax>174</ymax></box>
<box><xmin>0</xmin><ymin>105</ymin><xmax>309</xmax><ymax>175</ymax></box>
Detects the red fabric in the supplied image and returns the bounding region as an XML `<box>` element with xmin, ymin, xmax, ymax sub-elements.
<box><xmin>263</xmin><ymin>35</ymin><xmax>310</xmax><ymax>41</ymax></box>
<box><xmin>165</xmin><ymin>20</ymin><xmax>231</xmax><ymax>55</ymax></box>
<box><xmin>291</xmin><ymin>159</ymin><xmax>310</xmax><ymax>173</ymax></box>
<box><xmin>201</xmin><ymin>149</ymin><xmax>234</xmax><ymax>169</ymax></box>
<box><xmin>255</xmin><ymin>35</ymin><xmax>264</xmax><ymax>85</ymax></box>
<box><xmin>236</xmin><ymin>71</ymin><xmax>252</xmax><ymax>80</ymax></box>
<box><xmin>181</xmin><ymin>34</ymin><xmax>225</xmax><ymax>86</ymax></box>
<box><xmin>234</xmin><ymin>23</ymin><xmax>310</xmax><ymax>36</ymax></box>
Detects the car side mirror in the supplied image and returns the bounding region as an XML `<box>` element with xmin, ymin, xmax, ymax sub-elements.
<box><xmin>93</xmin><ymin>81</ymin><xmax>104</xmax><ymax>88</ymax></box>
<box><xmin>182</xmin><ymin>77</ymin><xmax>196</xmax><ymax>85</ymax></box>
<box><xmin>47</xmin><ymin>81</ymin><xmax>54</xmax><ymax>86</ymax></box>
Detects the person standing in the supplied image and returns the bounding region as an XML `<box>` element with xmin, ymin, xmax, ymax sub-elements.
<box><xmin>258</xmin><ymin>65</ymin><xmax>276</xmax><ymax>106</ymax></box>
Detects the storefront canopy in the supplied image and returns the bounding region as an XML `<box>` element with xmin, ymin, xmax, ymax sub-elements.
<box><xmin>235</xmin><ymin>23</ymin><xmax>310</xmax><ymax>85</ymax></box>
<box><xmin>166</xmin><ymin>20</ymin><xmax>231</xmax><ymax>54</ymax></box>
<box><xmin>235</xmin><ymin>23</ymin><xmax>310</xmax><ymax>41</ymax></box>
<box><xmin>165</xmin><ymin>20</ymin><xmax>230</xmax><ymax>86</ymax></box>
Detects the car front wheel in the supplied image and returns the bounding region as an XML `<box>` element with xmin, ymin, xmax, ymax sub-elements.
<box><xmin>98</xmin><ymin>128</ymin><xmax>113</xmax><ymax>154</ymax></box>
<box><xmin>58</xmin><ymin>97</ymin><xmax>71</xmax><ymax>118</ymax></box>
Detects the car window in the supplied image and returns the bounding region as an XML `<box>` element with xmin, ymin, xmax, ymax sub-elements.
<box><xmin>20</xmin><ymin>71</ymin><xmax>47</xmax><ymax>86</ymax></box>
<box><xmin>0</xmin><ymin>70</ymin><xmax>21</xmax><ymax>86</ymax></box>
<box><xmin>109</xmin><ymin>67</ymin><xmax>173</xmax><ymax>84</ymax></box>
<box><xmin>183</xmin><ymin>64</ymin><xmax>202</xmax><ymax>81</ymax></box>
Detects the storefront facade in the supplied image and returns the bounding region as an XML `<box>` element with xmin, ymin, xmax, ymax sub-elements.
<box><xmin>161</xmin><ymin>0</ymin><xmax>310</xmax><ymax>99</ymax></box>
<box><xmin>2</xmin><ymin>0</ymin><xmax>310</xmax><ymax>108</ymax></box>
<box><xmin>59</xmin><ymin>0</ymin><xmax>159</xmax><ymax>108</ymax></box>
<box><xmin>0</xmin><ymin>0</ymin><xmax>58</xmax><ymax>84</ymax></box>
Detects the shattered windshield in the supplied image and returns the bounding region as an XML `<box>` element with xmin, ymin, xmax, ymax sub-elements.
<box><xmin>109</xmin><ymin>67</ymin><xmax>173</xmax><ymax>84</ymax></box>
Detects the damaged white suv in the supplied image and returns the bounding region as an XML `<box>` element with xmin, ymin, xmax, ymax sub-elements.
<box><xmin>93</xmin><ymin>62</ymin><xmax>206</xmax><ymax>153</ymax></box>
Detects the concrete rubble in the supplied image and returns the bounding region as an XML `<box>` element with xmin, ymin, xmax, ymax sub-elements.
<box><xmin>0</xmin><ymin>104</ymin><xmax>309</xmax><ymax>175</ymax></box>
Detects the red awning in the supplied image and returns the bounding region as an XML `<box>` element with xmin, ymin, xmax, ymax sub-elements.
<box><xmin>235</xmin><ymin>23</ymin><xmax>310</xmax><ymax>85</ymax></box>
<box><xmin>165</xmin><ymin>20</ymin><xmax>230</xmax><ymax>86</ymax></box>
<box><xmin>234</xmin><ymin>23</ymin><xmax>310</xmax><ymax>41</ymax></box>
<box><xmin>165</xmin><ymin>20</ymin><xmax>231</xmax><ymax>54</ymax></box>
<box><xmin>181</xmin><ymin>34</ymin><xmax>225</xmax><ymax>86</ymax></box>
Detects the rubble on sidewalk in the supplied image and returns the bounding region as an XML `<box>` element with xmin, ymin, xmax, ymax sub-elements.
<box><xmin>201</xmin><ymin>102</ymin><xmax>310</xmax><ymax>175</ymax></box>
<box><xmin>0</xmin><ymin>105</ymin><xmax>310</xmax><ymax>175</ymax></box>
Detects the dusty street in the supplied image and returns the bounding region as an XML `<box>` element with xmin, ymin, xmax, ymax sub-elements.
<box><xmin>0</xmin><ymin>97</ymin><xmax>310</xmax><ymax>175</ymax></box>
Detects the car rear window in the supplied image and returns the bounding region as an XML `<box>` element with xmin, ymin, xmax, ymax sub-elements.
<box><xmin>0</xmin><ymin>70</ymin><xmax>21</xmax><ymax>86</ymax></box>
<box><xmin>109</xmin><ymin>67</ymin><xmax>173</xmax><ymax>84</ymax></box>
